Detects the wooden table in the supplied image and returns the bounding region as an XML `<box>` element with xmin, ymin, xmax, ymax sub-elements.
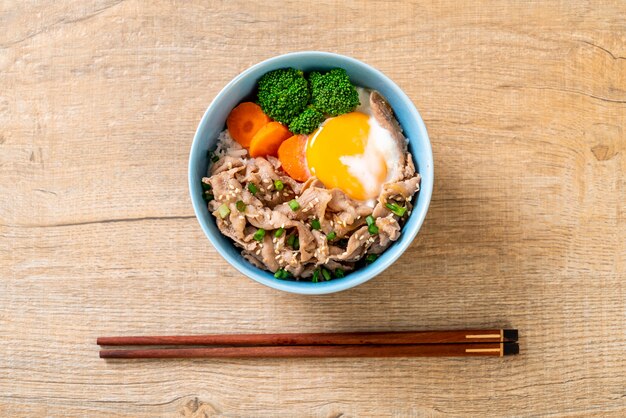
<box><xmin>1</xmin><ymin>1</ymin><xmax>624</xmax><ymax>416</ymax></box>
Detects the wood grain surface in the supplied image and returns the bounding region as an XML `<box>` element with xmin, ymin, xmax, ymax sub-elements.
<box><xmin>1</xmin><ymin>1</ymin><xmax>625</xmax><ymax>416</ymax></box>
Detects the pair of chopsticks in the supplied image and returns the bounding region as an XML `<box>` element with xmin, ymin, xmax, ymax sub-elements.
<box><xmin>98</xmin><ymin>329</ymin><xmax>519</xmax><ymax>358</ymax></box>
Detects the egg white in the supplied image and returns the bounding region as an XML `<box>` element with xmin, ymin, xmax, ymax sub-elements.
<box><xmin>339</xmin><ymin>88</ymin><xmax>405</xmax><ymax>204</ymax></box>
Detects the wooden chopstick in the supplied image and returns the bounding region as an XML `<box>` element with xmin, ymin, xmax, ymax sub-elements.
<box><xmin>97</xmin><ymin>329</ymin><xmax>518</xmax><ymax>346</ymax></box>
<box><xmin>99</xmin><ymin>342</ymin><xmax>519</xmax><ymax>359</ymax></box>
<box><xmin>100</xmin><ymin>343</ymin><xmax>519</xmax><ymax>359</ymax></box>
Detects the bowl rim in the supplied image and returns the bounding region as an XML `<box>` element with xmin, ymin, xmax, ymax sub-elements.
<box><xmin>189</xmin><ymin>51</ymin><xmax>433</xmax><ymax>295</ymax></box>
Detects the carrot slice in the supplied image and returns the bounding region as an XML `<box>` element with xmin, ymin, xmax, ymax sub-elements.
<box><xmin>277</xmin><ymin>134</ymin><xmax>310</xmax><ymax>182</ymax></box>
<box><xmin>226</xmin><ymin>102</ymin><xmax>271</xmax><ymax>148</ymax></box>
<box><xmin>249</xmin><ymin>122</ymin><xmax>293</xmax><ymax>158</ymax></box>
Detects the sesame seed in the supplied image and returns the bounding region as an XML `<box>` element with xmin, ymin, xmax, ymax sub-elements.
<box><xmin>281</xmin><ymin>223</ymin><xmax>285</xmax><ymax>228</ymax></box>
<box><xmin>283</xmin><ymin>192</ymin><xmax>289</xmax><ymax>197</ymax></box>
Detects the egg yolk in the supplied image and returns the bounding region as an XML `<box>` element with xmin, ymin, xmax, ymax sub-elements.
<box><xmin>306</xmin><ymin>112</ymin><xmax>387</xmax><ymax>201</ymax></box>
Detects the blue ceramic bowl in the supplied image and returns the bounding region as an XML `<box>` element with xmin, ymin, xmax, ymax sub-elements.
<box><xmin>189</xmin><ymin>51</ymin><xmax>433</xmax><ymax>295</ymax></box>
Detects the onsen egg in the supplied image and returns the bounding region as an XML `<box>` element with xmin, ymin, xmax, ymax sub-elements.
<box><xmin>305</xmin><ymin>99</ymin><xmax>404</xmax><ymax>202</ymax></box>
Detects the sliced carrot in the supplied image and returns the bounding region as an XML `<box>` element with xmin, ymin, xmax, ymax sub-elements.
<box><xmin>277</xmin><ymin>134</ymin><xmax>310</xmax><ymax>182</ymax></box>
<box><xmin>249</xmin><ymin>122</ymin><xmax>293</xmax><ymax>158</ymax></box>
<box><xmin>226</xmin><ymin>102</ymin><xmax>271</xmax><ymax>148</ymax></box>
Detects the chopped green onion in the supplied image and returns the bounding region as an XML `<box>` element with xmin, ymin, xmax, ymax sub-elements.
<box><xmin>365</xmin><ymin>254</ymin><xmax>378</xmax><ymax>264</ymax></box>
<box><xmin>274</xmin><ymin>268</ymin><xmax>290</xmax><ymax>279</ymax></box>
<box><xmin>334</xmin><ymin>268</ymin><xmax>345</xmax><ymax>278</ymax></box>
<box><xmin>288</xmin><ymin>199</ymin><xmax>300</xmax><ymax>211</ymax></box>
<box><xmin>202</xmin><ymin>191</ymin><xmax>214</xmax><ymax>202</ymax></box>
<box><xmin>366</xmin><ymin>215</ymin><xmax>375</xmax><ymax>226</ymax></box>
<box><xmin>253</xmin><ymin>228</ymin><xmax>266</xmax><ymax>241</ymax></box>
<box><xmin>310</xmin><ymin>218</ymin><xmax>321</xmax><ymax>230</ymax></box>
<box><xmin>287</xmin><ymin>234</ymin><xmax>299</xmax><ymax>249</ymax></box>
<box><xmin>235</xmin><ymin>200</ymin><xmax>246</xmax><ymax>212</ymax></box>
<box><xmin>312</xmin><ymin>269</ymin><xmax>320</xmax><ymax>283</ymax></box>
<box><xmin>368</xmin><ymin>224</ymin><xmax>379</xmax><ymax>235</ymax></box>
<box><xmin>275</xmin><ymin>227</ymin><xmax>285</xmax><ymax>238</ymax></box>
<box><xmin>321</xmin><ymin>268</ymin><xmax>331</xmax><ymax>281</ymax></box>
<box><xmin>247</xmin><ymin>183</ymin><xmax>259</xmax><ymax>195</ymax></box>
<box><xmin>385</xmin><ymin>202</ymin><xmax>407</xmax><ymax>217</ymax></box>
<box><xmin>326</xmin><ymin>231</ymin><xmax>336</xmax><ymax>241</ymax></box>
<box><xmin>217</xmin><ymin>204</ymin><xmax>230</xmax><ymax>219</ymax></box>
<box><xmin>273</xmin><ymin>179</ymin><xmax>284</xmax><ymax>191</ymax></box>
<box><xmin>201</xmin><ymin>182</ymin><xmax>212</xmax><ymax>191</ymax></box>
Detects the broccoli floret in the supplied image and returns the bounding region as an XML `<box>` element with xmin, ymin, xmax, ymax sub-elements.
<box><xmin>309</xmin><ymin>68</ymin><xmax>360</xmax><ymax>116</ymax></box>
<box><xmin>288</xmin><ymin>107</ymin><xmax>325</xmax><ymax>134</ymax></box>
<box><xmin>257</xmin><ymin>68</ymin><xmax>309</xmax><ymax>125</ymax></box>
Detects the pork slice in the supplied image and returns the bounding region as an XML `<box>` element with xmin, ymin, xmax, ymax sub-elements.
<box><xmin>376</xmin><ymin>214</ymin><xmax>401</xmax><ymax>247</ymax></box>
<box><xmin>311</xmin><ymin>230</ymin><xmax>330</xmax><ymax>266</ymax></box>
<box><xmin>274</xmin><ymin>187</ymin><xmax>333</xmax><ymax>223</ymax></box>
<box><xmin>298</xmin><ymin>264</ymin><xmax>317</xmax><ymax>279</ymax></box>
<box><xmin>370</xmin><ymin>91</ymin><xmax>406</xmax><ymax>172</ymax></box>
<box><xmin>215</xmin><ymin>216</ymin><xmax>255</xmax><ymax>252</ymax></box>
<box><xmin>259</xmin><ymin>234</ymin><xmax>279</xmax><ymax>272</ymax></box>
<box><xmin>228</xmin><ymin>209</ymin><xmax>247</xmax><ymax>241</ymax></box>
<box><xmin>323</xmin><ymin>259</ymin><xmax>355</xmax><ymax>273</ymax></box>
<box><xmin>238</xmin><ymin>157</ymin><xmax>301</xmax><ymax>208</ymax></box>
<box><xmin>331</xmin><ymin>226</ymin><xmax>372</xmax><ymax>262</ymax></box>
<box><xmin>368</xmin><ymin>238</ymin><xmax>393</xmax><ymax>255</ymax></box>
<box><xmin>210</xmin><ymin>156</ymin><xmax>245</xmax><ymax>175</ymax></box>
<box><xmin>299</xmin><ymin>187</ymin><xmax>333</xmax><ymax>221</ymax></box>
<box><xmin>403</xmin><ymin>153</ymin><xmax>416</xmax><ymax>179</ymax></box>
<box><xmin>326</xmin><ymin>189</ymin><xmax>372</xmax><ymax>237</ymax></box>
<box><xmin>293</xmin><ymin>221</ymin><xmax>316</xmax><ymax>263</ymax></box>
<box><xmin>281</xmin><ymin>251</ymin><xmax>302</xmax><ymax>277</ymax></box>
<box><xmin>372</xmin><ymin>174</ymin><xmax>421</xmax><ymax>218</ymax></box>
<box><xmin>267</xmin><ymin>155</ymin><xmax>304</xmax><ymax>195</ymax></box>
<box><xmin>246</xmin><ymin>206</ymin><xmax>291</xmax><ymax>230</ymax></box>
<box><xmin>328</xmin><ymin>189</ymin><xmax>373</xmax><ymax>217</ymax></box>
<box><xmin>301</xmin><ymin>177</ymin><xmax>325</xmax><ymax>191</ymax></box>
<box><xmin>207</xmin><ymin>168</ymin><xmax>245</xmax><ymax>203</ymax></box>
